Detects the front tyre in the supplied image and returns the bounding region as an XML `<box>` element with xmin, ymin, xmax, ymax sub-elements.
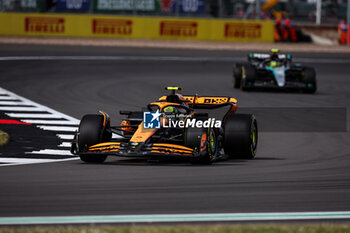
<box><xmin>233</xmin><ymin>63</ymin><xmax>243</xmax><ymax>88</ymax></box>
<box><xmin>78</xmin><ymin>114</ymin><xmax>110</xmax><ymax>163</ymax></box>
<box><xmin>241</xmin><ymin>66</ymin><xmax>256</xmax><ymax>91</ymax></box>
<box><xmin>303</xmin><ymin>67</ymin><xmax>317</xmax><ymax>93</ymax></box>
<box><xmin>223</xmin><ymin>114</ymin><xmax>258</xmax><ymax>159</ymax></box>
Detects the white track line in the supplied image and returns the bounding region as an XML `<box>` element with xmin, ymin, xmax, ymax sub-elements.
<box><xmin>0</xmin><ymin>87</ymin><xmax>80</xmax><ymax>166</ymax></box>
<box><xmin>57</xmin><ymin>134</ymin><xmax>75</xmax><ymax>140</ymax></box>
<box><xmin>0</xmin><ymin>87</ymin><xmax>121</xmax><ymax>166</ymax></box>
<box><xmin>37</xmin><ymin>126</ymin><xmax>78</xmax><ymax>132</ymax></box>
<box><xmin>58</xmin><ymin>133</ymin><xmax>120</xmax><ymax>140</ymax></box>
<box><xmin>0</xmin><ymin>101</ymin><xmax>32</xmax><ymax>106</ymax></box>
<box><xmin>22</xmin><ymin>120</ymin><xmax>78</xmax><ymax>125</ymax></box>
<box><xmin>0</xmin><ymin>157</ymin><xmax>79</xmax><ymax>167</ymax></box>
<box><xmin>26</xmin><ymin>149</ymin><xmax>73</xmax><ymax>156</ymax></box>
<box><xmin>0</xmin><ymin>157</ymin><xmax>68</xmax><ymax>164</ymax></box>
<box><xmin>0</xmin><ymin>87</ymin><xmax>79</xmax><ymax>124</ymax></box>
<box><xmin>0</xmin><ymin>106</ymin><xmax>44</xmax><ymax>111</ymax></box>
<box><xmin>0</xmin><ymin>96</ymin><xmax>17</xmax><ymax>100</ymax></box>
<box><xmin>58</xmin><ymin>142</ymin><xmax>72</xmax><ymax>148</ymax></box>
<box><xmin>6</xmin><ymin>113</ymin><xmax>64</xmax><ymax>119</ymax></box>
<box><xmin>0</xmin><ymin>211</ymin><xmax>350</xmax><ymax>225</ymax></box>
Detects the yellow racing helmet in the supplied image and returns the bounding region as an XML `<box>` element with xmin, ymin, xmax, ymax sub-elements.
<box><xmin>163</xmin><ymin>106</ymin><xmax>176</xmax><ymax>113</ymax></box>
<box><xmin>270</xmin><ymin>48</ymin><xmax>279</xmax><ymax>60</ymax></box>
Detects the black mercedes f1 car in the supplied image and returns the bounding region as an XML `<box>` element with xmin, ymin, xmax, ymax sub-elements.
<box><xmin>233</xmin><ymin>49</ymin><xmax>317</xmax><ymax>93</ymax></box>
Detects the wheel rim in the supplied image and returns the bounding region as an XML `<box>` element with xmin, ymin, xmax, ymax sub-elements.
<box><xmin>209</xmin><ymin>129</ymin><xmax>217</xmax><ymax>155</ymax></box>
<box><xmin>251</xmin><ymin>123</ymin><xmax>257</xmax><ymax>155</ymax></box>
<box><xmin>252</xmin><ymin>127</ymin><xmax>256</xmax><ymax>148</ymax></box>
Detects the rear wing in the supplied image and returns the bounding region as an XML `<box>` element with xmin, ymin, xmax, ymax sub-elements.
<box><xmin>185</xmin><ymin>96</ymin><xmax>238</xmax><ymax>121</ymax></box>
<box><xmin>158</xmin><ymin>95</ymin><xmax>237</xmax><ymax>107</ymax></box>
<box><xmin>183</xmin><ymin>96</ymin><xmax>237</xmax><ymax>107</ymax></box>
<box><xmin>158</xmin><ymin>95</ymin><xmax>238</xmax><ymax>120</ymax></box>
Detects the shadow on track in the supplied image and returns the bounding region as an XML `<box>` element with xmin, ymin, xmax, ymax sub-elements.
<box><xmin>74</xmin><ymin>156</ymin><xmax>283</xmax><ymax>167</ymax></box>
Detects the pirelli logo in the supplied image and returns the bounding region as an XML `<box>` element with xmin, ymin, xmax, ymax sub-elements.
<box><xmin>160</xmin><ymin>21</ymin><xmax>197</xmax><ymax>38</ymax></box>
<box><xmin>25</xmin><ymin>17</ymin><xmax>65</xmax><ymax>33</ymax></box>
<box><xmin>92</xmin><ymin>19</ymin><xmax>132</xmax><ymax>35</ymax></box>
<box><xmin>225</xmin><ymin>23</ymin><xmax>262</xmax><ymax>39</ymax></box>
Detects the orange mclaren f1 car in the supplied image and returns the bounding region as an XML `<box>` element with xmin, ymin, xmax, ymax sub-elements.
<box><xmin>71</xmin><ymin>87</ymin><xmax>258</xmax><ymax>164</ymax></box>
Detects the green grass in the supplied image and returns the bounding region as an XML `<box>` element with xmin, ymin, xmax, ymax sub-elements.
<box><xmin>0</xmin><ymin>130</ymin><xmax>9</xmax><ymax>147</ymax></box>
<box><xmin>0</xmin><ymin>224</ymin><xmax>350</xmax><ymax>233</ymax></box>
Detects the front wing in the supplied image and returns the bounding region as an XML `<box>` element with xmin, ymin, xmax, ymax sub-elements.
<box><xmin>77</xmin><ymin>142</ymin><xmax>199</xmax><ymax>158</ymax></box>
<box><xmin>251</xmin><ymin>67</ymin><xmax>309</xmax><ymax>90</ymax></box>
<box><xmin>252</xmin><ymin>80</ymin><xmax>307</xmax><ymax>89</ymax></box>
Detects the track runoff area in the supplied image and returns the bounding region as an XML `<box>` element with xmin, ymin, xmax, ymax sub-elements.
<box><xmin>0</xmin><ymin>53</ymin><xmax>349</xmax><ymax>225</ymax></box>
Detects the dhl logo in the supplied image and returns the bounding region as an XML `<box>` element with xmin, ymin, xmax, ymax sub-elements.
<box><xmin>225</xmin><ymin>23</ymin><xmax>262</xmax><ymax>39</ymax></box>
<box><xmin>202</xmin><ymin>97</ymin><xmax>229</xmax><ymax>104</ymax></box>
<box><xmin>160</xmin><ymin>21</ymin><xmax>197</xmax><ymax>37</ymax></box>
<box><xmin>25</xmin><ymin>17</ymin><xmax>65</xmax><ymax>33</ymax></box>
<box><xmin>92</xmin><ymin>19</ymin><xmax>132</xmax><ymax>35</ymax></box>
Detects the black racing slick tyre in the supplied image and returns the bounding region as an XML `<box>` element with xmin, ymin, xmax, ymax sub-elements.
<box><xmin>241</xmin><ymin>66</ymin><xmax>256</xmax><ymax>91</ymax></box>
<box><xmin>233</xmin><ymin>63</ymin><xmax>243</xmax><ymax>88</ymax></box>
<box><xmin>184</xmin><ymin>126</ymin><xmax>203</xmax><ymax>150</ymax></box>
<box><xmin>185</xmin><ymin>121</ymin><xmax>218</xmax><ymax>165</ymax></box>
<box><xmin>78</xmin><ymin>114</ymin><xmax>110</xmax><ymax>163</ymax></box>
<box><xmin>223</xmin><ymin>114</ymin><xmax>258</xmax><ymax>159</ymax></box>
<box><xmin>303</xmin><ymin>67</ymin><xmax>317</xmax><ymax>94</ymax></box>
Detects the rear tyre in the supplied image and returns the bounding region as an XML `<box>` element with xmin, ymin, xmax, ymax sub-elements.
<box><xmin>241</xmin><ymin>66</ymin><xmax>256</xmax><ymax>91</ymax></box>
<box><xmin>223</xmin><ymin>114</ymin><xmax>258</xmax><ymax>159</ymax></box>
<box><xmin>233</xmin><ymin>63</ymin><xmax>243</xmax><ymax>88</ymax></box>
<box><xmin>303</xmin><ymin>67</ymin><xmax>317</xmax><ymax>93</ymax></box>
<box><xmin>78</xmin><ymin>114</ymin><xmax>110</xmax><ymax>163</ymax></box>
<box><xmin>184</xmin><ymin>126</ymin><xmax>203</xmax><ymax>150</ymax></box>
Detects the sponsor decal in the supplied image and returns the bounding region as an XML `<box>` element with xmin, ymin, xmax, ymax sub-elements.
<box><xmin>56</xmin><ymin>0</ymin><xmax>91</xmax><ymax>11</ymax></box>
<box><xmin>96</xmin><ymin>0</ymin><xmax>156</xmax><ymax>11</ymax></box>
<box><xmin>92</xmin><ymin>19</ymin><xmax>133</xmax><ymax>35</ymax></box>
<box><xmin>159</xmin><ymin>0</ymin><xmax>205</xmax><ymax>13</ymax></box>
<box><xmin>203</xmin><ymin>97</ymin><xmax>228</xmax><ymax>104</ymax></box>
<box><xmin>143</xmin><ymin>110</ymin><xmax>161</xmax><ymax>129</ymax></box>
<box><xmin>21</xmin><ymin>0</ymin><xmax>37</xmax><ymax>8</ymax></box>
<box><xmin>181</xmin><ymin>0</ymin><xmax>205</xmax><ymax>13</ymax></box>
<box><xmin>225</xmin><ymin>23</ymin><xmax>261</xmax><ymax>39</ymax></box>
<box><xmin>143</xmin><ymin>111</ymin><xmax>221</xmax><ymax>129</ymax></box>
<box><xmin>200</xmin><ymin>133</ymin><xmax>207</xmax><ymax>152</ymax></box>
<box><xmin>65</xmin><ymin>0</ymin><xmax>85</xmax><ymax>9</ymax></box>
<box><xmin>160</xmin><ymin>21</ymin><xmax>197</xmax><ymax>37</ymax></box>
<box><xmin>162</xmin><ymin>117</ymin><xmax>221</xmax><ymax>129</ymax></box>
<box><xmin>25</xmin><ymin>17</ymin><xmax>65</xmax><ymax>33</ymax></box>
<box><xmin>251</xmin><ymin>53</ymin><xmax>287</xmax><ymax>59</ymax></box>
<box><xmin>159</xmin><ymin>0</ymin><xmax>175</xmax><ymax>12</ymax></box>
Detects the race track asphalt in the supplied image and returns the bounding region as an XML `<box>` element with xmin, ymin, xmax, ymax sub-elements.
<box><xmin>0</xmin><ymin>44</ymin><xmax>349</xmax><ymax>218</ymax></box>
